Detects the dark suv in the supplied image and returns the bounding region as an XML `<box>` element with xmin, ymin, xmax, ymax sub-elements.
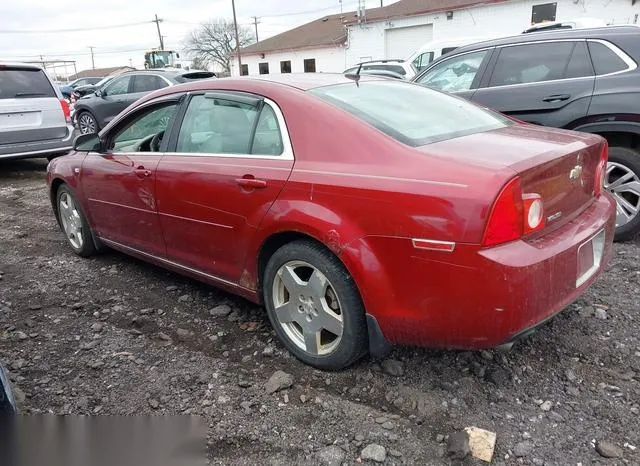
<box><xmin>73</xmin><ymin>69</ymin><xmax>215</xmax><ymax>135</ymax></box>
<box><xmin>413</xmin><ymin>26</ymin><xmax>640</xmax><ymax>240</ymax></box>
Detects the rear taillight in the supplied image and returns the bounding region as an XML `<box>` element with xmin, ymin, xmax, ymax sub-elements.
<box><xmin>59</xmin><ymin>99</ymin><xmax>71</xmax><ymax>124</ymax></box>
<box><xmin>483</xmin><ymin>177</ymin><xmax>545</xmax><ymax>247</ymax></box>
<box><xmin>594</xmin><ymin>142</ymin><xmax>609</xmax><ymax>196</ymax></box>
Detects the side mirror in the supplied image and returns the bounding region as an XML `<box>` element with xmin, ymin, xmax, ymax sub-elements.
<box><xmin>94</xmin><ymin>88</ymin><xmax>103</xmax><ymax>97</ymax></box>
<box><xmin>73</xmin><ymin>133</ymin><xmax>103</xmax><ymax>152</ymax></box>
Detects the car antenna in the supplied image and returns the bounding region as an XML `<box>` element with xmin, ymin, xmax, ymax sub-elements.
<box><xmin>345</xmin><ymin>63</ymin><xmax>362</xmax><ymax>86</ymax></box>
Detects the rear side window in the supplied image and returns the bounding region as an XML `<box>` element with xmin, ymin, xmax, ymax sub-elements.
<box><xmin>588</xmin><ymin>41</ymin><xmax>628</xmax><ymax>75</ymax></box>
<box><xmin>309</xmin><ymin>81</ymin><xmax>510</xmax><ymax>146</ymax></box>
<box><xmin>132</xmin><ymin>75</ymin><xmax>168</xmax><ymax>93</ymax></box>
<box><xmin>489</xmin><ymin>42</ymin><xmax>591</xmax><ymax>86</ymax></box>
<box><xmin>0</xmin><ymin>67</ymin><xmax>55</xmax><ymax>99</ymax></box>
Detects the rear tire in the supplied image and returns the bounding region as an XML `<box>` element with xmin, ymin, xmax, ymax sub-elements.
<box><xmin>263</xmin><ymin>240</ymin><xmax>368</xmax><ymax>370</ymax></box>
<box><xmin>77</xmin><ymin>111</ymin><xmax>98</xmax><ymax>134</ymax></box>
<box><xmin>606</xmin><ymin>146</ymin><xmax>640</xmax><ymax>241</ymax></box>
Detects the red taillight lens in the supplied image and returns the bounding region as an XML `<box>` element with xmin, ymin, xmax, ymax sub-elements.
<box><xmin>483</xmin><ymin>177</ymin><xmax>545</xmax><ymax>246</ymax></box>
<box><xmin>594</xmin><ymin>142</ymin><xmax>609</xmax><ymax>196</ymax></box>
<box><xmin>483</xmin><ymin>177</ymin><xmax>524</xmax><ymax>246</ymax></box>
<box><xmin>60</xmin><ymin>99</ymin><xmax>71</xmax><ymax>124</ymax></box>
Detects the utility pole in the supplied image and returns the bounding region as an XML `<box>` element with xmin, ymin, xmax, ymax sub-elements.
<box><xmin>380</xmin><ymin>0</ymin><xmax>383</xmax><ymax>6</ymax></box>
<box><xmin>88</xmin><ymin>46</ymin><xmax>95</xmax><ymax>69</ymax></box>
<box><xmin>251</xmin><ymin>16</ymin><xmax>260</xmax><ymax>42</ymax></box>
<box><xmin>153</xmin><ymin>14</ymin><xmax>164</xmax><ymax>50</ymax></box>
<box><xmin>231</xmin><ymin>0</ymin><xmax>242</xmax><ymax>75</ymax></box>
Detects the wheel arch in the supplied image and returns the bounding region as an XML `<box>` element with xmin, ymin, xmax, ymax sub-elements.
<box><xmin>571</xmin><ymin>121</ymin><xmax>640</xmax><ymax>150</ymax></box>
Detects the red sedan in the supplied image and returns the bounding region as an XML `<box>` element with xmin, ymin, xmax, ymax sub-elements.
<box><xmin>47</xmin><ymin>74</ymin><xmax>616</xmax><ymax>370</ymax></box>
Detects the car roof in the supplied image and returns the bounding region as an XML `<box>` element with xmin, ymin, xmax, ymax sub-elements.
<box><xmin>228</xmin><ymin>73</ymin><xmax>386</xmax><ymax>90</ymax></box>
<box><xmin>448</xmin><ymin>25</ymin><xmax>640</xmax><ymax>54</ymax></box>
<box><xmin>0</xmin><ymin>61</ymin><xmax>44</xmax><ymax>71</ymax></box>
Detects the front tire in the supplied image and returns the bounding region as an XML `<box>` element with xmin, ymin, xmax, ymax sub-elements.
<box><xmin>263</xmin><ymin>240</ymin><xmax>368</xmax><ymax>370</ymax></box>
<box><xmin>56</xmin><ymin>185</ymin><xmax>96</xmax><ymax>257</ymax></box>
<box><xmin>606</xmin><ymin>146</ymin><xmax>640</xmax><ymax>241</ymax></box>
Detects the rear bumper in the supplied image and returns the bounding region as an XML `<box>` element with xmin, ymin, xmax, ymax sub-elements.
<box><xmin>352</xmin><ymin>194</ymin><xmax>616</xmax><ymax>349</ymax></box>
<box><xmin>0</xmin><ymin>124</ymin><xmax>74</xmax><ymax>160</ymax></box>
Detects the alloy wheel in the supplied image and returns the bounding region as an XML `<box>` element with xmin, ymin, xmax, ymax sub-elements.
<box><xmin>604</xmin><ymin>161</ymin><xmax>640</xmax><ymax>228</ymax></box>
<box><xmin>78</xmin><ymin>113</ymin><xmax>96</xmax><ymax>134</ymax></box>
<box><xmin>58</xmin><ymin>192</ymin><xmax>84</xmax><ymax>249</ymax></box>
<box><xmin>271</xmin><ymin>261</ymin><xmax>344</xmax><ymax>356</ymax></box>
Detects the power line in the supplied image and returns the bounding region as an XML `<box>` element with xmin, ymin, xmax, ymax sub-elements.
<box><xmin>0</xmin><ymin>21</ymin><xmax>151</xmax><ymax>34</ymax></box>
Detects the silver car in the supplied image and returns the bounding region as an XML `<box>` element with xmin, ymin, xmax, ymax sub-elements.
<box><xmin>0</xmin><ymin>62</ymin><xmax>74</xmax><ymax>161</ymax></box>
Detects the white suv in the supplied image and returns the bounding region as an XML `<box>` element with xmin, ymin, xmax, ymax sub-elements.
<box><xmin>0</xmin><ymin>62</ymin><xmax>74</xmax><ymax>161</ymax></box>
<box><xmin>343</xmin><ymin>60</ymin><xmax>418</xmax><ymax>80</ymax></box>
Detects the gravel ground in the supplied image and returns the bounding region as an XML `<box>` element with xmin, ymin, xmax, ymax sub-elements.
<box><xmin>1</xmin><ymin>158</ymin><xmax>639</xmax><ymax>465</ymax></box>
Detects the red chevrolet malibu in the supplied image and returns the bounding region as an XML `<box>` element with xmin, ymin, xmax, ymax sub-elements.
<box><xmin>47</xmin><ymin>74</ymin><xmax>615</xmax><ymax>370</ymax></box>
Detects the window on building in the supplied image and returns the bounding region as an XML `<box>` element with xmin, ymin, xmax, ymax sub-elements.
<box><xmin>304</xmin><ymin>59</ymin><xmax>316</xmax><ymax>73</ymax></box>
<box><xmin>241</xmin><ymin>64</ymin><xmax>249</xmax><ymax>76</ymax></box>
<box><xmin>531</xmin><ymin>3</ymin><xmax>557</xmax><ymax>24</ymax></box>
<box><xmin>280</xmin><ymin>60</ymin><xmax>292</xmax><ymax>73</ymax></box>
<box><xmin>588</xmin><ymin>41</ymin><xmax>628</xmax><ymax>75</ymax></box>
<box><xmin>259</xmin><ymin>62</ymin><xmax>269</xmax><ymax>75</ymax></box>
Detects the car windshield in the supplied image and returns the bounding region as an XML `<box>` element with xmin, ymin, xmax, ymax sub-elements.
<box><xmin>309</xmin><ymin>81</ymin><xmax>509</xmax><ymax>146</ymax></box>
<box><xmin>95</xmin><ymin>76</ymin><xmax>112</xmax><ymax>88</ymax></box>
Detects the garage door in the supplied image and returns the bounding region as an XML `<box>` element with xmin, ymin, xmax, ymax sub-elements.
<box><xmin>385</xmin><ymin>24</ymin><xmax>433</xmax><ymax>60</ymax></box>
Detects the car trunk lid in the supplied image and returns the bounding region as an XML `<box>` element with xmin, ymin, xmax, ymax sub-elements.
<box><xmin>417</xmin><ymin>124</ymin><xmax>605</xmax><ymax>233</ymax></box>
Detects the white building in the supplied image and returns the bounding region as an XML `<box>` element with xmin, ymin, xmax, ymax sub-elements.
<box><xmin>345</xmin><ymin>0</ymin><xmax>640</xmax><ymax>68</ymax></box>
<box><xmin>230</xmin><ymin>13</ymin><xmax>350</xmax><ymax>77</ymax></box>
<box><xmin>232</xmin><ymin>0</ymin><xmax>639</xmax><ymax>77</ymax></box>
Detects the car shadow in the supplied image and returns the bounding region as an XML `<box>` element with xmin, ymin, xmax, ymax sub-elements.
<box><xmin>0</xmin><ymin>158</ymin><xmax>49</xmax><ymax>180</ymax></box>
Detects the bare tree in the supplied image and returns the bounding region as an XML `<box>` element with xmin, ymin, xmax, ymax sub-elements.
<box><xmin>184</xmin><ymin>19</ymin><xmax>254</xmax><ymax>74</ymax></box>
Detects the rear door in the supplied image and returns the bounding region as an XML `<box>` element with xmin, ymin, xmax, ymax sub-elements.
<box><xmin>129</xmin><ymin>74</ymin><xmax>170</xmax><ymax>104</ymax></box>
<box><xmin>470</xmin><ymin>40</ymin><xmax>595</xmax><ymax>127</ymax></box>
<box><xmin>155</xmin><ymin>91</ymin><xmax>294</xmax><ymax>282</ymax></box>
<box><xmin>0</xmin><ymin>65</ymin><xmax>66</xmax><ymax>147</ymax></box>
<box><xmin>413</xmin><ymin>49</ymin><xmax>494</xmax><ymax>101</ymax></box>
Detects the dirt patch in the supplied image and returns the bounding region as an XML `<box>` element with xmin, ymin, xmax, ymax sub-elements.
<box><xmin>1</xmin><ymin>158</ymin><xmax>639</xmax><ymax>464</ymax></box>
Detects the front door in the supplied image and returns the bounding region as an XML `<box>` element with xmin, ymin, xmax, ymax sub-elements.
<box><xmin>96</xmin><ymin>74</ymin><xmax>133</xmax><ymax>127</ymax></box>
<box><xmin>81</xmin><ymin>99</ymin><xmax>181</xmax><ymax>256</ymax></box>
<box><xmin>470</xmin><ymin>41</ymin><xmax>595</xmax><ymax>127</ymax></box>
<box><xmin>155</xmin><ymin>92</ymin><xmax>294</xmax><ymax>282</ymax></box>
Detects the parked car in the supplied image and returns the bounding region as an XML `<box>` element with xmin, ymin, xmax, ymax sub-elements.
<box><xmin>67</xmin><ymin>77</ymin><xmax>102</xmax><ymax>88</ymax></box>
<box><xmin>413</xmin><ymin>25</ymin><xmax>640</xmax><ymax>241</ymax></box>
<box><xmin>73</xmin><ymin>69</ymin><xmax>215</xmax><ymax>134</ymax></box>
<box><xmin>408</xmin><ymin>37</ymin><xmax>495</xmax><ymax>72</ymax></box>
<box><xmin>0</xmin><ymin>62</ymin><xmax>74</xmax><ymax>161</ymax></box>
<box><xmin>345</xmin><ymin>68</ymin><xmax>406</xmax><ymax>80</ymax></box>
<box><xmin>343</xmin><ymin>60</ymin><xmax>418</xmax><ymax>80</ymax></box>
<box><xmin>0</xmin><ymin>363</ymin><xmax>17</xmax><ymax>414</ymax></box>
<box><xmin>48</xmin><ymin>74</ymin><xmax>615</xmax><ymax>370</ymax></box>
<box><xmin>71</xmin><ymin>76</ymin><xmax>114</xmax><ymax>102</ymax></box>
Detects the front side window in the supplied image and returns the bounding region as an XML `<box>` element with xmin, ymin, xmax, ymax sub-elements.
<box><xmin>104</xmin><ymin>76</ymin><xmax>131</xmax><ymax>96</ymax></box>
<box><xmin>416</xmin><ymin>50</ymin><xmax>488</xmax><ymax>92</ymax></box>
<box><xmin>309</xmin><ymin>81</ymin><xmax>509</xmax><ymax>146</ymax></box>
<box><xmin>588</xmin><ymin>41</ymin><xmax>628</xmax><ymax>75</ymax></box>
<box><xmin>109</xmin><ymin>103</ymin><xmax>178</xmax><ymax>152</ymax></box>
<box><xmin>413</xmin><ymin>52</ymin><xmax>434</xmax><ymax>71</ymax></box>
<box><xmin>489</xmin><ymin>42</ymin><xmax>588</xmax><ymax>87</ymax></box>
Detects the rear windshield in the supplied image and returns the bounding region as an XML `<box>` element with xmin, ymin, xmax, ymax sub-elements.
<box><xmin>0</xmin><ymin>67</ymin><xmax>56</xmax><ymax>99</ymax></box>
<box><xmin>309</xmin><ymin>81</ymin><xmax>509</xmax><ymax>146</ymax></box>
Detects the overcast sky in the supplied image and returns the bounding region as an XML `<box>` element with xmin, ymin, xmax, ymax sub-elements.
<box><xmin>0</xmin><ymin>0</ymin><xmax>397</xmax><ymax>77</ymax></box>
